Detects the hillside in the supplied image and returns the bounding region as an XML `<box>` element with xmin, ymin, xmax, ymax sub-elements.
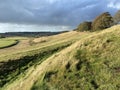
<box><xmin>0</xmin><ymin>25</ymin><xmax>120</xmax><ymax>90</ymax></box>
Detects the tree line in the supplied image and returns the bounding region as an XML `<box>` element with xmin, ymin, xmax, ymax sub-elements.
<box><xmin>76</xmin><ymin>10</ymin><xmax>120</xmax><ymax>32</ymax></box>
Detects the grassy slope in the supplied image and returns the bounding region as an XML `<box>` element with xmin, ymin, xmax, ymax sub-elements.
<box><xmin>1</xmin><ymin>25</ymin><xmax>120</xmax><ymax>90</ymax></box>
<box><xmin>0</xmin><ymin>41</ymin><xmax>72</xmax><ymax>88</ymax></box>
<box><xmin>0</xmin><ymin>31</ymin><xmax>89</xmax><ymax>61</ymax></box>
<box><xmin>31</xmin><ymin>25</ymin><xmax>120</xmax><ymax>90</ymax></box>
<box><xmin>0</xmin><ymin>31</ymin><xmax>91</xmax><ymax>89</ymax></box>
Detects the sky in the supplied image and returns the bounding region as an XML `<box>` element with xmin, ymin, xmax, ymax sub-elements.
<box><xmin>0</xmin><ymin>0</ymin><xmax>119</xmax><ymax>32</ymax></box>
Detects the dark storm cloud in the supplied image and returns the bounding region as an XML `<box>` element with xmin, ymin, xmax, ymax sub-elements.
<box><xmin>0</xmin><ymin>0</ymin><xmax>119</xmax><ymax>26</ymax></box>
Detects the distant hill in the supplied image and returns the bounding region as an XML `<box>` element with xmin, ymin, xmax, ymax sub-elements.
<box><xmin>0</xmin><ymin>31</ymin><xmax>68</xmax><ymax>37</ymax></box>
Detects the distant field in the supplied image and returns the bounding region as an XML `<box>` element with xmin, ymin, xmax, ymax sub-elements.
<box><xmin>0</xmin><ymin>31</ymin><xmax>90</xmax><ymax>61</ymax></box>
<box><xmin>0</xmin><ymin>39</ymin><xmax>19</xmax><ymax>49</ymax></box>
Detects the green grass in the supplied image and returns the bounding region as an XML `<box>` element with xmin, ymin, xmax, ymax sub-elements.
<box><xmin>0</xmin><ymin>39</ymin><xmax>19</xmax><ymax>49</ymax></box>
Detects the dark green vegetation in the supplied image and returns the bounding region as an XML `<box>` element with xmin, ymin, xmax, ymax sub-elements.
<box><xmin>0</xmin><ymin>41</ymin><xmax>72</xmax><ymax>87</ymax></box>
<box><xmin>0</xmin><ymin>35</ymin><xmax>5</xmax><ymax>38</ymax></box>
<box><xmin>0</xmin><ymin>32</ymin><xmax>64</xmax><ymax>37</ymax></box>
<box><xmin>77</xmin><ymin>22</ymin><xmax>92</xmax><ymax>31</ymax></box>
<box><xmin>31</xmin><ymin>26</ymin><xmax>120</xmax><ymax>90</ymax></box>
<box><xmin>92</xmin><ymin>12</ymin><xmax>113</xmax><ymax>31</ymax></box>
<box><xmin>114</xmin><ymin>10</ymin><xmax>120</xmax><ymax>24</ymax></box>
<box><xmin>77</xmin><ymin>12</ymin><xmax>115</xmax><ymax>32</ymax></box>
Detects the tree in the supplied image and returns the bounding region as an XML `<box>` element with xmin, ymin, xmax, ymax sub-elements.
<box><xmin>77</xmin><ymin>21</ymin><xmax>92</xmax><ymax>32</ymax></box>
<box><xmin>114</xmin><ymin>10</ymin><xmax>120</xmax><ymax>24</ymax></box>
<box><xmin>92</xmin><ymin>12</ymin><xmax>114</xmax><ymax>31</ymax></box>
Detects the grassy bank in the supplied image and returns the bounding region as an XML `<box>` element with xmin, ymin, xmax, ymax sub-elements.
<box><xmin>1</xmin><ymin>25</ymin><xmax>120</xmax><ymax>90</ymax></box>
<box><xmin>0</xmin><ymin>41</ymin><xmax>72</xmax><ymax>88</ymax></box>
<box><xmin>31</xmin><ymin>25</ymin><xmax>120</xmax><ymax>90</ymax></box>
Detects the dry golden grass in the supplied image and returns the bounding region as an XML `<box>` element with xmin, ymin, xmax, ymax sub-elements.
<box><xmin>1</xmin><ymin>31</ymin><xmax>91</xmax><ymax>90</ymax></box>
<box><xmin>2</xmin><ymin>25</ymin><xmax>120</xmax><ymax>90</ymax></box>
<box><xmin>0</xmin><ymin>31</ymin><xmax>90</xmax><ymax>61</ymax></box>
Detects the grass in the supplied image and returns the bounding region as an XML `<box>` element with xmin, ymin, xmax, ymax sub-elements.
<box><xmin>0</xmin><ymin>31</ymin><xmax>91</xmax><ymax>90</ymax></box>
<box><xmin>0</xmin><ymin>31</ymin><xmax>89</xmax><ymax>61</ymax></box>
<box><xmin>0</xmin><ymin>41</ymin><xmax>72</xmax><ymax>88</ymax></box>
<box><xmin>0</xmin><ymin>25</ymin><xmax>120</xmax><ymax>90</ymax></box>
<box><xmin>0</xmin><ymin>39</ymin><xmax>19</xmax><ymax>49</ymax></box>
<box><xmin>31</xmin><ymin>25</ymin><xmax>120</xmax><ymax>90</ymax></box>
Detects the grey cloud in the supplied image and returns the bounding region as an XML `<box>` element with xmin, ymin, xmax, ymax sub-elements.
<box><xmin>0</xmin><ymin>0</ymin><xmax>119</xmax><ymax>27</ymax></box>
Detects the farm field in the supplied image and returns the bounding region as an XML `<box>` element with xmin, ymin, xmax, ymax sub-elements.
<box><xmin>0</xmin><ymin>38</ymin><xmax>18</xmax><ymax>49</ymax></box>
<box><xmin>0</xmin><ymin>25</ymin><xmax>120</xmax><ymax>90</ymax></box>
<box><xmin>0</xmin><ymin>31</ymin><xmax>90</xmax><ymax>61</ymax></box>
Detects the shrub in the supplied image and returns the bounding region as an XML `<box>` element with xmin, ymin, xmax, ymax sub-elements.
<box><xmin>0</xmin><ymin>35</ymin><xmax>5</xmax><ymax>38</ymax></box>
<box><xmin>92</xmin><ymin>12</ymin><xmax>114</xmax><ymax>31</ymax></box>
<box><xmin>77</xmin><ymin>21</ymin><xmax>92</xmax><ymax>32</ymax></box>
<box><xmin>114</xmin><ymin>10</ymin><xmax>120</xmax><ymax>24</ymax></box>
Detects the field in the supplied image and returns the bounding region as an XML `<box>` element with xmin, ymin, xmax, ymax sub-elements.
<box><xmin>0</xmin><ymin>38</ymin><xmax>18</xmax><ymax>49</ymax></box>
<box><xmin>0</xmin><ymin>25</ymin><xmax>120</xmax><ymax>90</ymax></box>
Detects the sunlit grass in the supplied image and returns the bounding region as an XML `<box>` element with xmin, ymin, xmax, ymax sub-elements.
<box><xmin>31</xmin><ymin>25</ymin><xmax>120</xmax><ymax>90</ymax></box>
<box><xmin>0</xmin><ymin>39</ymin><xmax>18</xmax><ymax>49</ymax></box>
<box><xmin>1</xmin><ymin>25</ymin><xmax>120</xmax><ymax>90</ymax></box>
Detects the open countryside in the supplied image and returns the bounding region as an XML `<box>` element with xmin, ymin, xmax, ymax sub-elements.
<box><xmin>0</xmin><ymin>1</ymin><xmax>120</xmax><ymax>90</ymax></box>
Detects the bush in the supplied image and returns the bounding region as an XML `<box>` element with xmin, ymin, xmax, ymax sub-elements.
<box><xmin>114</xmin><ymin>10</ymin><xmax>120</xmax><ymax>24</ymax></box>
<box><xmin>77</xmin><ymin>21</ymin><xmax>92</xmax><ymax>32</ymax></box>
<box><xmin>0</xmin><ymin>35</ymin><xmax>5</xmax><ymax>38</ymax></box>
<box><xmin>92</xmin><ymin>12</ymin><xmax>114</xmax><ymax>31</ymax></box>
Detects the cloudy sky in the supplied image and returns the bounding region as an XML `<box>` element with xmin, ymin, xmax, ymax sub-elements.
<box><xmin>0</xmin><ymin>0</ymin><xmax>119</xmax><ymax>32</ymax></box>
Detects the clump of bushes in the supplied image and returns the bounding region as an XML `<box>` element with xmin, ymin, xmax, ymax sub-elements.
<box><xmin>114</xmin><ymin>10</ymin><xmax>120</xmax><ymax>24</ymax></box>
<box><xmin>77</xmin><ymin>22</ymin><xmax>92</xmax><ymax>32</ymax></box>
<box><xmin>0</xmin><ymin>35</ymin><xmax>5</xmax><ymax>38</ymax></box>
<box><xmin>92</xmin><ymin>12</ymin><xmax>114</xmax><ymax>31</ymax></box>
<box><xmin>76</xmin><ymin>12</ymin><xmax>114</xmax><ymax>32</ymax></box>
